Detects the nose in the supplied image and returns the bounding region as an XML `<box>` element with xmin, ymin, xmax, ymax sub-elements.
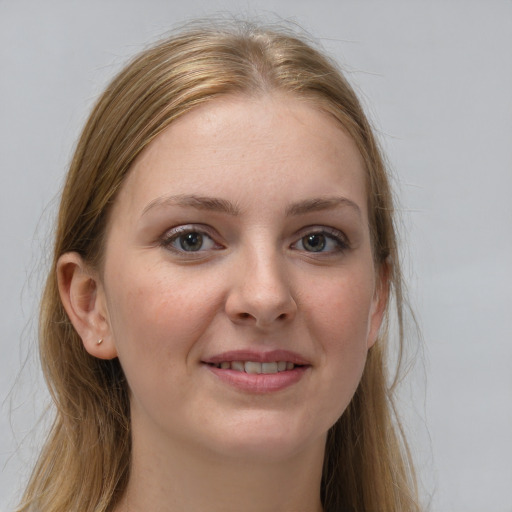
<box><xmin>224</xmin><ymin>249</ymin><xmax>297</xmax><ymax>329</ymax></box>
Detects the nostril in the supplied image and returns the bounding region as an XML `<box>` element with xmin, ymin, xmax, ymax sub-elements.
<box><xmin>277</xmin><ymin>313</ymin><xmax>287</xmax><ymax>321</ymax></box>
<box><xmin>239</xmin><ymin>312</ymin><xmax>251</xmax><ymax>319</ymax></box>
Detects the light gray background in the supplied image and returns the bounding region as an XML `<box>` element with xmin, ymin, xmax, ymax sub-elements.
<box><xmin>1</xmin><ymin>1</ymin><xmax>511</xmax><ymax>511</ymax></box>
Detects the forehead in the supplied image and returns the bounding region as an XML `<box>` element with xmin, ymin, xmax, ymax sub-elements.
<box><xmin>111</xmin><ymin>93</ymin><xmax>368</xmax><ymax>221</ymax></box>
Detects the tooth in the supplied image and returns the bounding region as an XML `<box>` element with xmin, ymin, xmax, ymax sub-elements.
<box><xmin>220</xmin><ymin>362</ymin><xmax>230</xmax><ymax>369</ymax></box>
<box><xmin>231</xmin><ymin>361</ymin><xmax>245</xmax><ymax>372</ymax></box>
<box><xmin>245</xmin><ymin>361</ymin><xmax>262</xmax><ymax>374</ymax></box>
<box><xmin>286</xmin><ymin>362</ymin><xmax>294</xmax><ymax>370</ymax></box>
<box><xmin>261</xmin><ymin>362</ymin><xmax>278</xmax><ymax>374</ymax></box>
<box><xmin>277</xmin><ymin>361</ymin><xmax>287</xmax><ymax>372</ymax></box>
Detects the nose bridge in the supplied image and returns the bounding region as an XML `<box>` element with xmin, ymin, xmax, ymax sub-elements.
<box><xmin>226</xmin><ymin>237</ymin><xmax>296</xmax><ymax>327</ymax></box>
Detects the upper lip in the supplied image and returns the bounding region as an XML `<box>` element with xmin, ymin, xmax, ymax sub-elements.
<box><xmin>202</xmin><ymin>349</ymin><xmax>311</xmax><ymax>366</ymax></box>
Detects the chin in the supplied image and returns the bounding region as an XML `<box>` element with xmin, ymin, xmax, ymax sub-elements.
<box><xmin>198</xmin><ymin>412</ymin><xmax>329</xmax><ymax>464</ymax></box>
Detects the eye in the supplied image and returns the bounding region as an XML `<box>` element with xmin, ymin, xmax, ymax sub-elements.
<box><xmin>301</xmin><ymin>233</ymin><xmax>328</xmax><ymax>252</ymax></box>
<box><xmin>161</xmin><ymin>226</ymin><xmax>220</xmax><ymax>253</ymax></box>
<box><xmin>292</xmin><ymin>229</ymin><xmax>348</xmax><ymax>254</ymax></box>
<box><xmin>176</xmin><ymin>232</ymin><xmax>209</xmax><ymax>252</ymax></box>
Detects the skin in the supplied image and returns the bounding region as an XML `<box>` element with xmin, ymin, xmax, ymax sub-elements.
<box><xmin>58</xmin><ymin>93</ymin><xmax>387</xmax><ymax>512</ymax></box>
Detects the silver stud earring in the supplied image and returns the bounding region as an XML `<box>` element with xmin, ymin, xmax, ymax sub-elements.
<box><xmin>97</xmin><ymin>338</ymin><xmax>103</xmax><ymax>345</ymax></box>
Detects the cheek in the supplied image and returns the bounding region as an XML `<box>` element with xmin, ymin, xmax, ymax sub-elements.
<box><xmin>104</xmin><ymin>262</ymin><xmax>224</xmax><ymax>366</ymax></box>
<box><xmin>305</xmin><ymin>265</ymin><xmax>376</xmax><ymax>345</ymax></box>
<box><xmin>103</xmin><ymin>263</ymin><xmax>228</xmax><ymax>425</ymax></box>
<box><xmin>301</xmin><ymin>267</ymin><xmax>376</xmax><ymax>412</ymax></box>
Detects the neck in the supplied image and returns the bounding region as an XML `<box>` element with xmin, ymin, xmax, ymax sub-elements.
<box><xmin>116</xmin><ymin>421</ymin><xmax>325</xmax><ymax>512</ymax></box>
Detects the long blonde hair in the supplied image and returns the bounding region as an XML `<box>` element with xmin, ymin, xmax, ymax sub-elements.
<box><xmin>18</xmin><ymin>20</ymin><xmax>420</xmax><ymax>512</ymax></box>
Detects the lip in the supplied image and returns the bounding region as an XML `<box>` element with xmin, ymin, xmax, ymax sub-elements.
<box><xmin>202</xmin><ymin>349</ymin><xmax>311</xmax><ymax>394</ymax></box>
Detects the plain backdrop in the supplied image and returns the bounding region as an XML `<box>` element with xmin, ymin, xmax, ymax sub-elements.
<box><xmin>1</xmin><ymin>1</ymin><xmax>511</xmax><ymax>511</ymax></box>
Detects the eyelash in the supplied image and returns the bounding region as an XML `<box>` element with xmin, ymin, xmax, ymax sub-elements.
<box><xmin>159</xmin><ymin>225</ymin><xmax>349</xmax><ymax>256</ymax></box>
<box><xmin>160</xmin><ymin>225</ymin><xmax>222</xmax><ymax>255</ymax></box>
<box><xmin>291</xmin><ymin>228</ymin><xmax>349</xmax><ymax>254</ymax></box>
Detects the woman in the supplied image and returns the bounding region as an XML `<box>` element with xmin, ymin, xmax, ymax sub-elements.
<box><xmin>18</xmin><ymin>20</ymin><xmax>420</xmax><ymax>512</ymax></box>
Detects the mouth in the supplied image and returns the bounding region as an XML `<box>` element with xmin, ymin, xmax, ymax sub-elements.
<box><xmin>206</xmin><ymin>360</ymin><xmax>300</xmax><ymax>374</ymax></box>
<box><xmin>202</xmin><ymin>350</ymin><xmax>310</xmax><ymax>393</ymax></box>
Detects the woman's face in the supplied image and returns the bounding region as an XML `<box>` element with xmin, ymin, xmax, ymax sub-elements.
<box><xmin>99</xmin><ymin>94</ymin><xmax>385</xmax><ymax>462</ymax></box>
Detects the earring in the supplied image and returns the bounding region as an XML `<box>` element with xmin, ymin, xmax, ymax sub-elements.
<box><xmin>97</xmin><ymin>338</ymin><xmax>103</xmax><ymax>345</ymax></box>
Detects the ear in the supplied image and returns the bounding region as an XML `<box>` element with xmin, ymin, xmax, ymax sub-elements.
<box><xmin>57</xmin><ymin>252</ymin><xmax>118</xmax><ymax>360</ymax></box>
<box><xmin>367</xmin><ymin>259</ymin><xmax>390</xmax><ymax>349</ymax></box>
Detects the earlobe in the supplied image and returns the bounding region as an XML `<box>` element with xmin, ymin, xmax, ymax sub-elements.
<box><xmin>57</xmin><ymin>252</ymin><xmax>118</xmax><ymax>360</ymax></box>
<box><xmin>367</xmin><ymin>261</ymin><xmax>390</xmax><ymax>349</ymax></box>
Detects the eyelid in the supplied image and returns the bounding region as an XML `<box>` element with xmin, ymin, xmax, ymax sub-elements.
<box><xmin>159</xmin><ymin>224</ymin><xmax>224</xmax><ymax>254</ymax></box>
<box><xmin>291</xmin><ymin>226</ymin><xmax>350</xmax><ymax>252</ymax></box>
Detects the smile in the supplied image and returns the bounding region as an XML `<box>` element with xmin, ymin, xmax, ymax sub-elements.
<box><xmin>203</xmin><ymin>350</ymin><xmax>310</xmax><ymax>393</ymax></box>
<box><xmin>208</xmin><ymin>361</ymin><xmax>297</xmax><ymax>374</ymax></box>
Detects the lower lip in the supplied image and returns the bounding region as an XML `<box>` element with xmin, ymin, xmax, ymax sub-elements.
<box><xmin>204</xmin><ymin>364</ymin><xmax>309</xmax><ymax>393</ymax></box>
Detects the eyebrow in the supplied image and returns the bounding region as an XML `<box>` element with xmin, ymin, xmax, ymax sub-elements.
<box><xmin>285</xmin><ymin>196</ymin><xmax>362</xmax><ymax>218</ymax></box>
<box><xmin>142</xmin><ymin>194</ymin><xmax>242</xmax><ymax>217</ymax></box>
<box><xmin>141</xmin><ymin>194</ymin><xmax>361</xmax><ymax>218</ymax></box>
